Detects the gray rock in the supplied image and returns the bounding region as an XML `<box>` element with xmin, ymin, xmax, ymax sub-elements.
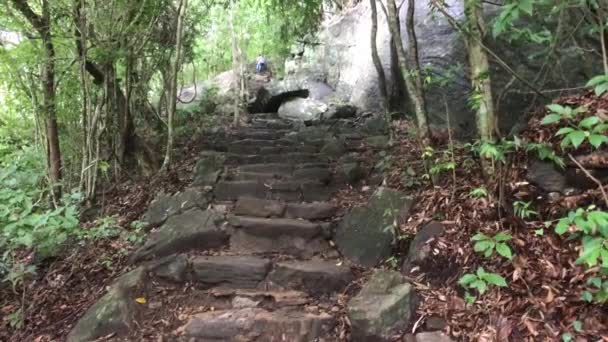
<box><xmin>278</xmin><ymin>97</ymin><xmax>328</xmax><ymax>121</ymax></box>
<box><xmin>402</xmin><ymin>221</ymin><xmax>445</xmax><ymax>273</ymax></box>
<box><xmin>192</xmin><ymin>151</ymin><xmax>226</xmax><ymax>186</ymax></box>
<box><xmin>147</xmin><ymin>254</ymin><xmax>189</xmax><ymax>283</ymax></box>
<box><xmin>323</xmin><ymin>103</ymin><xmax>357</xmax><ymax>120</ymax></box>
<box><xmin>268</xmin><ymin>260</ymin><xmax>353</xmax><ymax>295</ymax></box>
<box><xmin>320</xmin><ymin>138</ymin><xmax>347</xmax><ymax>158</ymax></box>
<box><xmin>335</xmin><ymin>187</ymin><xmax>412</xmax><ymax>267</ymax></box>
<box><xmin>142</xmin><ymin>188</ymin><xmax>210</xmax><ymax>227</ymax></box>
<box><xmin>191</xmin><ymin>256</ymin><xmax>271</xmax><ymax>289</ymax></box>
<box><xmin>365</xmin><ymin>135</ymin><xmax>390</xmax><ymax>149</ymax></box>
<box><xmin>416</xmin><ymin>331</ymin><xmax>454</xmax><ymax>342</ymax></box>
<box><xmin>336</xmin><ymin>162</ymin><xmax>365</xmax><ymax>185</ymax></box>
<box><xmin>132</xmin><ymin>209</ymin><xmax>228</xmax><ymax>262</ymax></box>
<box><xmin>67</xmin><ymin>267</ymin><xmax>147</xmax><ymax>342</ymax></box>
<box><xmin>526</xmin><ymin>159</ymin><xmax>567</xmax><ymax>193</ymax></box>
<box><xmin>233</xmin><ymin>197</ymin><xmax>286</xmax><ymax>217</ymax></box>
<box><xmin>183</xmin><ymin>308</ymin><xmax>335</xmax><ymax>342</ymax></box>
<box><xmin>348</xmin><ymin>270</ymin><xmax>416</xmax><ymax>341</ymax></box>
<box><xmin>425</xmin><ymin>316</ymin><xmax>448</xmax><ymax>331</ymax></box>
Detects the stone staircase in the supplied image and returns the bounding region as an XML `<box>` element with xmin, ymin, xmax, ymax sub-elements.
<box><xmin>67</xmin><ymin>113</ymin><xmax>372</xmax><ymax>342</ymax></box>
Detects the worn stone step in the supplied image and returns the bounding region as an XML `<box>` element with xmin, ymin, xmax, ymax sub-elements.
<box><xmin>214</xmin><ymin>180</ymin><xmax>330</xmax><ymax>202</ymax></box>
<box><xmin>182</xmin><ymin>308</ymin><xmax>335</xmax><ymax>342</ymax></box>
<box><xmin>225</xmin><ymin>153</ymin><xmax>328</xmax><ymax>165</ymax></box>
<box><xmin>233</xmin><ymin>129</ymin><xmax>290</xmax><ymax>140</ymax></box>
<box><xmin>191</xmin><ymin>255</ymin><xmax>271</xmax><ymax>289</ymax></box>
<box><xmin>228</xmin><ymin>216</ymin><xmax>321</xmax><ymax>239</ymax></box>
<box><xmin>233</xmin><ymin>197</ymin><xmax>336</xmax><ymax>220</ymax></box>
<box><xmin>251</xmin><ymin>119</ymin><xmax>293</xmax><ymax>130</ymax></box>
<box><xmin>227</xmin><ymin>145</ymin><xmax>320</xmax><ymax>155</ymax></box>
<box><xmin>240</xmin><ymin>163</ymin><xmax>294</xmax><ymax>174</ymax></box>
<box><xmin>268</xmin><ymin>260</ymin><xmax>354</xmax><ymax>295</ymax></box>
<box><xmin>231</xmin><ymin>171</ymin><xmax>287</xmax><ymax>182</ymax></box>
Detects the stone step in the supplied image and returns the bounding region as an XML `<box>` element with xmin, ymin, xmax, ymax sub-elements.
<box><xmin>233</xmin><ymin>197</ymin><xmax>338</xmax><ymax>220</ymax></box>
<box><xmin>214</xmin><ymin>180</ymin><xmax>333</xmax><ymax>202</ymax></box>
<box><xmin>250</xmin><ymin>119</ymin><xmax>293</xmax><ymax>130</ymax></box>
<box><xmin>268</xmin><ymin>260</ymin><xmax>354</xmax><ymax>296</ymax></box>
<box><xmin>228</xmin><ymin>216</ymin><xmax>321</xmax><ymax>239</ymax></box>
<box><xmin>225</xmin><ymin>153</ymin><xmax>328</xmax><ymax>165</ymax></box>
<box><xmin>182</xmin><ymin>308</ymin><xmax>335</xmax><ymax>342</ymax></box>
<box><xmin>233</xmin><ymin>129</ymin><xmax>290</xmax><ymax>140</ymax></box>
<box><xmin>227</xmin><ymin>144</ymin><xmax>319</xmax><ymax>155</ymax></box>
<box><xmin>191</xmin><ymin>255</ymin><xmax>272</xmax><ymax>289</ymax></box>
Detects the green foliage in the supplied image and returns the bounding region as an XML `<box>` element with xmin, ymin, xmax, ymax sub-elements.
<box><xmin>513</xmin><ymin>200</ymin><xmax>537</xmax><ymax>219</ymax></box>
<box><xmin>492</xmin><ymin>1</ymin><xmax>535</xmax><ymax>38</ymax></box>
<box><xmin>459</xmin><ymin>267</ymin><xmax>508</xmax><ymax>297</ymax></box>
<box><xmin>586</xmin><ymin>74</ymin><xmax>608</xmax><ymax>96</ymax></box>
<box><xmin>541</xmin><ymin>104</ymin><xmax>608</xmax><ymax>149</ymax></box>
<box><xmin>554</xmin><ymin>206</ymin><xmax>608</xmax><ymax>267</ymax></box>
<box><xmin>469</xmin><ymin>187</ymin><xmax>488</xmax><ymax>198</ymax></box>
<box><xmin>582</xmin><ymin>275</ymin><xmax>608</xmax><ymax>303</ymax></box>
<box><xmin>472</xmin><ymin>232</ymin><xmax>514</xmax><ymax>260</ymax></box>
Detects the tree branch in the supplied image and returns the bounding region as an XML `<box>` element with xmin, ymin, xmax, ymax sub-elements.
<box><xmin>569</xmin><ymin>153</ymin><xmax>608</xmax><ymax>208</ymax></box>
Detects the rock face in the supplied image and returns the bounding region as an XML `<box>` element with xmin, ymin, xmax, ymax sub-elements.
<box><xmin>142</xmin><ymin>188</ymin><xmax>210</xmax><ymax>227</ymax></box>
<box><xmin>402</xmin><ymin>221</ymin><xmax>446</xmax><ymax>273</ymax></box>
<box><xmin>348</xmin><ymin>270</ymin><xmax>416</xmax><ymax>341</ymax></box>
<box><xmin>192</xmin><ymin>151</ymin><xmax>226</xmax><ymax>186</ymax></box>
<box><xmin>290</xmin><ymin>1</ymin><xmax>600</xmax><ymax>135</ymax></box>
<box><xmin>67</xmin><ymin>268</ymin><xmax>147</xmax><ymax>342</ymax></box>
<box><xmin>335</xmin><ymin>187</ymin><xmax>412</xmax><ymax>267</ymax></box>
<box><xmin>132</xmin><ymin>209</ymin><xmax>228</xmax><ymax>262</ymax></box>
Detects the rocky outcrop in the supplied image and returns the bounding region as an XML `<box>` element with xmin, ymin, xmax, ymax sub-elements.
<box><xmin>335</xmin><ymin>187</ymin><xmax>412</xmax><ymax>267</ymax></box>
<box><xmin>348</xmin><ymin>270</ymin><xmax>417</xmax><ymax>341</ymax></box>
<box><xmin>289</xmin><ymin>1</ymin><xmax>600</xmax><ymax>135</ymax></box>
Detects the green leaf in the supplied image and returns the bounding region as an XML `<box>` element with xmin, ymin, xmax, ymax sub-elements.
<box><xmin>541</xmin><ymin>114</ymin><xmax>562</xmax><ymax>125</ymax></box>
<box><xmin>481</xmin><ymin>272</ymin><xmax>508</xmax><ymax>287</ymax></box>
<box><xmin>546</xmin><ymin>103</ymin><xmax>566</xmax><ymax>114</ymax></box>
<box><xmin>573</xmin><ymin>320</ymin><xmax>583</xmax><ymax>332</ymax></box>
<box><xmin>474</xmin><ymin>240</ymin><xmax>495</xmax><ymax>253</ymax></box>
<box><xmin>595</xmin><ymin>82</ymin><xmax>608</xmax><ymax>96</ymax></box>
<box><xmin>579</xmin><ymin>116</ymin><xmax>600</xmax><ymax>128</ymax></box>
<box><xmin>588</xmin><ymin>134</ymin><xmax>608</xmax><ymax>149</ymax></box>
<box><xmin>494</xmin><ymin>232</ymin><xmax>512</xmax><ymax>242</ymax></box>
<box><xmin>470</xmin><ymin>279</ymin><xmax>488</xmax><ymax>294</ymax></box>
<box><xmin>518</xmin><ymin>0</ymin><xmax>533</xmax><ymax>15</ymax></box>
<box><xmin>576</xmin><ymin>237</ymin><xmax>603</xmax><ymax>266</ymax></box>
<box><xmin>555</xmin><ymin>127</ymin><xmax>574</xmax><ymax>136</ymax></box>
<box><xmin>496</xmin><ymin>243</ymin><xmax>513</xmax><ymax>260</ymax></box>
<box><xmin>534</xmin><ymin>228</ymin><xmax>544</xmax><ymax>236</ymax></box>
<box><xmin>458</xmin><ymin>274</ymin><xmax>478</xmax><ymax>286</ymax></box>
<box><xmin>581</xmin><ymin>290</ymin><xmax>594</xmax><ymax>302</ymax></box>
<box><xmin>587</xmin><ymin>74</ymin><xmax>608</xmax><ymax>87</ymax></box>
<box><xmin>555</xmin><ymin>219</ymin><xmax>570</xmax><ymax>235</ymax></box>
<box><xmin>471</xmin><ymin>233</ymin><xmax>489</xmax><ymax>241</ymax></box>
<box><xmin>562</xmin><ymin>333</ymin><xmax>573</xmax><ymax>342</ymax></box>
<box><xmin>567</xmin><ymin>130</ymin><xmax>586</xmax><ymax>149</ymax></box>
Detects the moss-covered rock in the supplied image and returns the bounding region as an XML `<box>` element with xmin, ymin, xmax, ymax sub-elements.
<box><xmin>335</xmin><ymin>187</ymin><xmax>412</xmax><ymax>266</ymax></box>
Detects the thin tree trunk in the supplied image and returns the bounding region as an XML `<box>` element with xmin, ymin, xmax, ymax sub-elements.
<box><xmin>370</xmin><ymin>0</ymin><xmax>390</xmax><ymax>113</ymax></box>
<box><xmin>464</xmin><ymin>0</ymin><xmax>495</xmax><ymax>142</ymax></box>
<box><xmin>229</xmin><ymin>0</ymin><xmax>241</xmax><ymax>126</ymax></box>
<box><xmin>405</xmin><ymin>0</ymin><xmax>427</xmax><ymax>121</ymax></box>
<box><xmin>161</xmin><ymin>0</ymin><xmax>188</xmax><ymax>171</ymax></box>
<box><xmin>385</xmin><ymin>0</ymin><xmax>430</xmax><ymax>145</ymax></box>
<box><xmin>11</xmin><ymin>0</ymin><xmax>62</xmax><ymax>202</ymax></box>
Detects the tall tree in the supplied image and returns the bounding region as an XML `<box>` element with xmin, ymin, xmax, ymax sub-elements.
<box><xmin>10</xmin><ymin>0</ymin><xmax>62</xmax><ymax>202</ymax></box>
<box><xmin>385</xmin><ymin>0</ymin><xmax>430</xmax><ymax>144</ymax></box>
<box><xmin>464</xmin><ymin>0</ymin><xmax>495</xmax><ymax>143</ymax></box>
<box><xmin>162</xmin><ymin>0</ymin><xmax>188</xmax><ymax>171</ymax></box>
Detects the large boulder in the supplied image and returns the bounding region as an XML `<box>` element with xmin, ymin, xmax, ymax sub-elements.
<box><xmin>348</xmin><ymin>270</ymin><xmax>417</xmax><ymax>341</ymax></box>
<box><xmin>142</xmin><ymin>188</ymin><xmax>211</xmax><ymax>227</ymax></box>
<box><xmin>132</xmin><ymin>209</ymin><xmax>229</xmax><ymax>262</ymax></box>
<box><xmin>335</xmin><ymin>187</ymin><xmax>412</xmax><ymax>266</ymax></box>
<box><xmin>278</xmin><ymin>97</ymin><xmax>328</xmax><ymax>121</ymax></box>
<box><xmin>290</xmin><ymin>1</ymin><xmax>600</xmax><ymax>135</ymax></box>
<box><xmin>192</xmin><ymin>151</ymin><xmax>226</xmax><ymax>186</ymax></box>
<box><xmin>67</xmin><ymin>268</ymin><xmax>147</xmax><ymax>342</ymax></box>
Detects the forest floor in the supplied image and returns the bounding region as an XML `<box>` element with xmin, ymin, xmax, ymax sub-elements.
<box><xmin>2</xmin><ymin>92</ymin><xmax>608</xmax><ymax>341</ymax></box>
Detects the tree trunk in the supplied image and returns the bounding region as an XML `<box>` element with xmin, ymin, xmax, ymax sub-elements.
<box><xmin>464</xmin><ymin>0</ymin><xmax>495</xmax><ymax>142</ymax></box>
<box><xmin>385</xmin><ymin>0</ymin><xmax>430</xmax><ymax>144</ymax></box>
<box><xmin>370</xmin><ymin>0</ymin><xmax>390</xmax><ymax>114</ymax></box>
<box><xmin>161</xmin><ymin>0</ymin><xmax>188</xmax><ymax>171</ymax></box>
<box><xmin>229</xmin><ymin>0</ymin><xmax>241</xmax><ymax>126</ymax></box>
<box><xmin>11</xmin><ymin>0</ymin><xmax>63</xmax><ymax>202</ymax></box>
